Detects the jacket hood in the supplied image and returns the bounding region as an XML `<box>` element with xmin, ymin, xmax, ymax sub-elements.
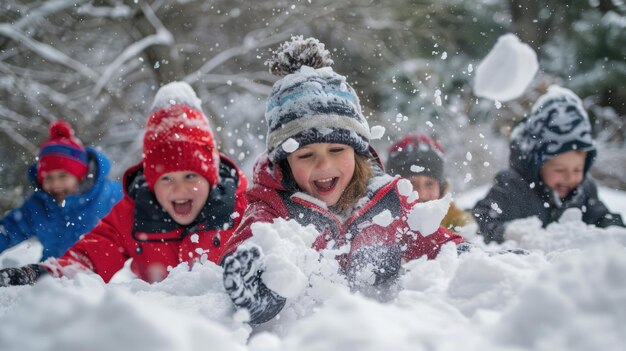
<box><xmin>508</xmin><ymin>85</ymin><xmax>596</xmax><ymax>183</ymax></box>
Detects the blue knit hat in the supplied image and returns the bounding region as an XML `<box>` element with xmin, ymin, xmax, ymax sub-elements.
<box><xmin>264</xmin><ymin>36</ymin><xmax>371</xmax><ymax>162</ymax></box>
<box><xmin>509</xmin><ymin>85</ymin><xmax>596</xmax><ymax>180</ymax></box>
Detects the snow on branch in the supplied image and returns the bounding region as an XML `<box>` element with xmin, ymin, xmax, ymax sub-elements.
<box><xmin>0</xmin><ymin>118</ymin><xmax>38</xmax><ymax>154</ymax></box>
<box><xmin>92</xmin><ymin>2</ymin><xmax>173</xmax><ymax>96</ymax></box>
<box><xmin>12</xmin><ymin>0</ymin><xmax>91</xmax><ymax>30</ymax></box>
<box><xmin>184</xmin><ymin>30</ymin><xmax>293</xmax><ymax>85</ymax></box>
<box><xmin>200</xmin><ymin>74</ymin><xmax>272</xmax><ymax>95</ymax></box>
<box><xmin>76</xmin><ymin>3</ymin><xmax>135</xmax><ymax>18</ymax></box>
<box><xmin>0</xmin><ymin>24</ymin><xmax>98</xmax><ymax>80</ymax></box>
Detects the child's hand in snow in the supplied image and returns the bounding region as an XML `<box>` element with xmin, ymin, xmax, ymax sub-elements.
<box><xmin>0</xmin><ymin>264</ymin><xmax>48</xmax><ymax>287</ymax></box>
<box><xmin>222</xmin><ymin>244</ymin><xmax>286</xmax><ymax>324</ymax></box>
<box><xmin>347</xmin><ymin>243</ymin><xmax>402</xmax><ymax>288</ymax></box>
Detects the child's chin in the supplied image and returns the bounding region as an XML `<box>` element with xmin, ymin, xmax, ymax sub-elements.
<box><xmin>172</xmin><ymin>214</ymin><xmax>194</xmax><ymax>225</ymax></box>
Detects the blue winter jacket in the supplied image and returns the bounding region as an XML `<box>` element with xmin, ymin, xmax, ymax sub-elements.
<box><xmin>0</xmin><ymin>147</ymin><xmax>123</xmax><ymax>260</ymax></box>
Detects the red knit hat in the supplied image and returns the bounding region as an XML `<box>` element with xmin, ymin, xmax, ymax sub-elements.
<box><xmin>143</xmin><ymin>81</ymin><xmax>220</xmax><ymax>191</ymax></box>
<box><xmin>37</xmin><ymin>120</ymin><xmax>88</xmax><ymax>183</ymax></box>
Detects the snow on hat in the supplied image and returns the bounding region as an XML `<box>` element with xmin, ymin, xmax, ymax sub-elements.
<box><xmin>143</xmin><ymin>81</ymin><xmax>220</xmax><ymax>191</ymax></box>
<box><xmin>510</xmin><ymin>85</ymin><xmax>596</xmax><ymax>179</ymax></box>
<box><xmin>386</xmin><ymin>133</ymin><xmax>445</xmax><ymax>187</ymax></box>
<box><xmin>264</xmin><ymin>36</ymin><xmax>371</xmax><ymax>162</ymax></box>
<box><xmin>37</xmin><ymin>120</ymin><xmax>88</xmax><ymax>183</ymax></box>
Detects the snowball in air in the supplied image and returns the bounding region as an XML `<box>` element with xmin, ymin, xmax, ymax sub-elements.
<box><xmin>473</xmin><ymin>34</ymin><xmax>538</xmax><ymax>102</ymax></box>
<box><xmin>370</xmin><ymin>125</ymin><xmax>385</xmax><ymax>140</ymax></box>
<box><xmin>282</xmin><ymin>138</ymin><xmax>300</xmax><ymax>153</ymax></box>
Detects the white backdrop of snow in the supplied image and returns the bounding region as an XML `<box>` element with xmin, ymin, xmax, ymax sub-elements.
<box><xmin>1</xmin><ymin>188</ymin><xmax>625</xmax><ymax>351</ymax></box>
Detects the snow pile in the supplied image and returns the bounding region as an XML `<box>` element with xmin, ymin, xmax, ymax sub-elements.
<box><xmin>243</xmin><ymin>219</ymin><xmax>349</xmax><ymax>326</ymax></box>
<box><xmin>1</xmin><ymin>192</ymin><xmax>626</xmax><ymax>350</ymax></box>
<box><xmin>473</xmin><ymin>33</ymin><xmax>538</xmax><ymax>102</ymax></box>
<box><xmin>504</xmin><ymin>208</ymin><xmax>626</xmax><ymax>252</ymax></box>
<box><xmin>495</xmin><ymin>243</ymin><xmax>626</xmax><ymax>351</ymax></box>
<box><xmin>0</xmin><ymin>271</ymin><xmax>245</xmax><ymax>351</ymax></box>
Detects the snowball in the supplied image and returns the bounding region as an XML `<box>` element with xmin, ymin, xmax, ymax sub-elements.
<box><xmin>410</xmin><ymin>165</ymin><xmax>425</xmax><ymax>173</ymax></box>
<box><xmin>282</xmin><ymin>138</ymin><xmax>300</xmax><ymax>153</ymax></box>
<box><xmin>407</xmin><ymin>193</ymin><xmax>452</xmax><ymax>236</ymax></box>
<box><xmin>190</xmin><ymin>234</ymin><xmax>199</xmax><ymax>243</ymax></box>
<box><xmin>473</xmin><ymin>34</ymin><xmax>538</xmax><ymax>102</ymax></box>
<box><xmin>396</xmin><ymin>178</ymin><xmax>414</xmax><ymax>197</ymax></box>
<box><xmin>370</xmin><ymin>125</ymin><xmax>385</xmax><ymax>140</ymax></box>
<box><xmin>372</xmin><ymin>210</ymin><xmax>393</xmax><ymax>227</ymax></box>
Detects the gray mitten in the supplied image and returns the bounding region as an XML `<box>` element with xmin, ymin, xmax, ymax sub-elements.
<box><xmin>0</xmin><ymin>264</ymin><xmax>48</xmax><ymax>287</ymax></box>
<box><xmin>222</xmin><ymin>245</ymin><xmax>286</xmax><ymax>324</ymax></box>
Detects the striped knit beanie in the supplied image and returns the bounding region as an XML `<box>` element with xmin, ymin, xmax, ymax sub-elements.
<box><xmin>509</xmin><ymin>85</ymin><xmax>596</xmax><ymax>180</ymax></box>
<box><xmin>264</xmin><ymin>36</ymin><xmax>371</xmax><ymax>162</ymax></box>
<box><xmin>37</xmin><ymin>120</ymin><xmax>88</xmax><ymax>183</ymax></box>
<box><xmin>143</xmin><ymin>81</ymin><xmax>220</xmax><ymax>191</ymax></box>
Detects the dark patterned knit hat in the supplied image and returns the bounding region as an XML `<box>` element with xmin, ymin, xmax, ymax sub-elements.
<box><xmin>264</xmin><ymin>36</ymin><xmax>371</xmax><ymax>162</ymax></box>
<box><xmin>386</xmin><ymin>133</ymin><xmax>445</xmax><ymax>188</ymax></box>
<box><xmin>143</xmin><ymin>81</ymin><xmax>220</xmax><ymax>191</ymax></box>
<box><xmin>509</xmin><ymin>85</ymin><xmax>596</xmax><ymax>180</ymax></box>
<box><xmin>37</xmin><ymin>120</ymin><xmax>88</xmax><ymax>183</ymax></box>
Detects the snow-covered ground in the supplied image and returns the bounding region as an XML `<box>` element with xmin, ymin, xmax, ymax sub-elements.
<box><xmin>1</xmin><ymin>186</ymin><xmax>625</xmax><ymax>351</ymax></box>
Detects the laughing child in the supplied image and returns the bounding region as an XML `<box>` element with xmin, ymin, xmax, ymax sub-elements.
<box><xmin>0</xmin><ymin>81</ymin><xmax>248</xmax><ymax>286</ymax></box>
<box><xmin>473</xmin><ymin>85</ymin><xmax>624</xmax><ymax>243</ymax></box>
<box><xmin>0</xmin><ymin>120</ymin><xmax>122</xmax><ymax>261</ymax></box>
<box><xmin>220</xmin><ymin>36</ymin><xmax>464</xmax><ymax>324</ymax></box>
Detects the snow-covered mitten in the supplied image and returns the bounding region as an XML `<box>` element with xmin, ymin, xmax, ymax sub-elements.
<box><xmin>0</xmin><ymin>264</ymin><xmax>48</xmax><ymax>287</ymax></box>
<box><xmin>491</xmin><ymin>248</ymin><xmax>530</xmax><ymax>256</ymax></box>
<box><xmin>347</xmin><ymin>243</ymin><xmax>402</xmax><ymax>287</ymax></box>
<box><xmin>455</xmin><ymin>241</ymin><xmax>473</xmax><ymax>255</ymax></box>
<box><xmin>222</xmin><ymin>245</ymin><xmax>286</xmax><ymax>324</ymax></box>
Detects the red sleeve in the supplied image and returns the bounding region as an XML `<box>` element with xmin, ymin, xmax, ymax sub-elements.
<box><xmin>219</xmin><ymin>188</ymin><xmax>286</xmax><ymax>264</ymax></box>
<box><xmin>394</xmin><ymin>181</ymin><xmax>464</xmax><ymax>260</ymax></box>
<box><xmin>401</xmin><ymin>226</ymin><xmax>463</xmax><ymax>260</ymax></box>
<box><xmin>53</xmin><ymin>198</ymin><xmax>134</xmax><ymax>282</ymax></box>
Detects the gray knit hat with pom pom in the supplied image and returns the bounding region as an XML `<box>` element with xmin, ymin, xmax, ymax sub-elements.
<box><xmin>264</xmin><ymin>36</ymin><xmax>371</xmax><ymax>162</ymax></box>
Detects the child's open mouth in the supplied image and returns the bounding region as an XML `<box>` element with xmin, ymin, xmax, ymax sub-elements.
<box><xmin>172</xmin><ymin>200</ymin><xmax>193</xmax><ymax>216</ymax></box>
<box><xmin>313</xmin><ymin>177</ymin><xmax>338</xmax><ymax>193</ymax></box>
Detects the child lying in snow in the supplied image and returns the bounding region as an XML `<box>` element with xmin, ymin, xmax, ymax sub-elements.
<box><xmin>220</xmin><ymin>36</ymin><xmax>465</xmax><ymax>324</ymax></box>
<box><xmin>0</xmin><ymin>81</ymin><xmax>247</xmax><ymax>286</ymax></box>
<box><xmin>473</xmin><ymin>85</ymin><xmax>624</xmax><ymax>244</ymax></box>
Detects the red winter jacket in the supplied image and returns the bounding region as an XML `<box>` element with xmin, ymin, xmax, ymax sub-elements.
<box><xmin>47</xmin><ymin>156</ymin><xmax>248</xmax><ymax>283</ymax></box>
<box><xmin>220</xmin><ymin>152</ymin><xmax>463</xmax><ymax>273</ymax></box>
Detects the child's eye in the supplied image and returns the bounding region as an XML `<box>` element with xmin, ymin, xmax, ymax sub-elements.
<box><xmin>330</xmin><ymin>147</ymin><xmax>345</xmax><ymax>153</ymax></box>
<box><xmin>297</xmin><ymin>153</ymin><xmax>313</xmax><ymax>159</ymax></box>
<box><xmin>186</xmin><ymin>173</ymin><xmax>197</xmax><ymax>179</ymax></box>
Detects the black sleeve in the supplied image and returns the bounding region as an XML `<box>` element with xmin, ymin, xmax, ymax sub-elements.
<box><xmin>581</xmin><ymin>180</ymin><xmax>626</xmax><ymax>228</ymax></box>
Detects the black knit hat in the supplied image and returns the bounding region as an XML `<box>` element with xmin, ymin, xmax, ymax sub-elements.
<box><xmin>386</xmin><ymin>133</ymin><xmax>445</xmax><ymax>187</ymax></box>
<box><xmin>264</xmin><ymin>36</ymin><xmax>371</xmax><ymax>162</ymax></box>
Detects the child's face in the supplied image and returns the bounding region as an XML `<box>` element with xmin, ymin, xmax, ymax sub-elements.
<box><xmin>287</xmin><ymin>143</ymin><xmax>356</xmax><ymax>207</ymax></box>
<box><xmin>540</xmin><ymin>150</ymin><xmax>586</xmax><ymax>199</ymax></box>
<box><xmin>408</xmin><ymin>175</ymin><xmax>441</xmax><ymax>202</ymax></box>
<box><xmin>41</xmin><ymin>170</ymin><xmax>80</xmax><ymax>204</ymax></box>
<box><xmin>153</xmin><ymin>171</ymin><xmax>210</xmax><ymax>226</ymax></box>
